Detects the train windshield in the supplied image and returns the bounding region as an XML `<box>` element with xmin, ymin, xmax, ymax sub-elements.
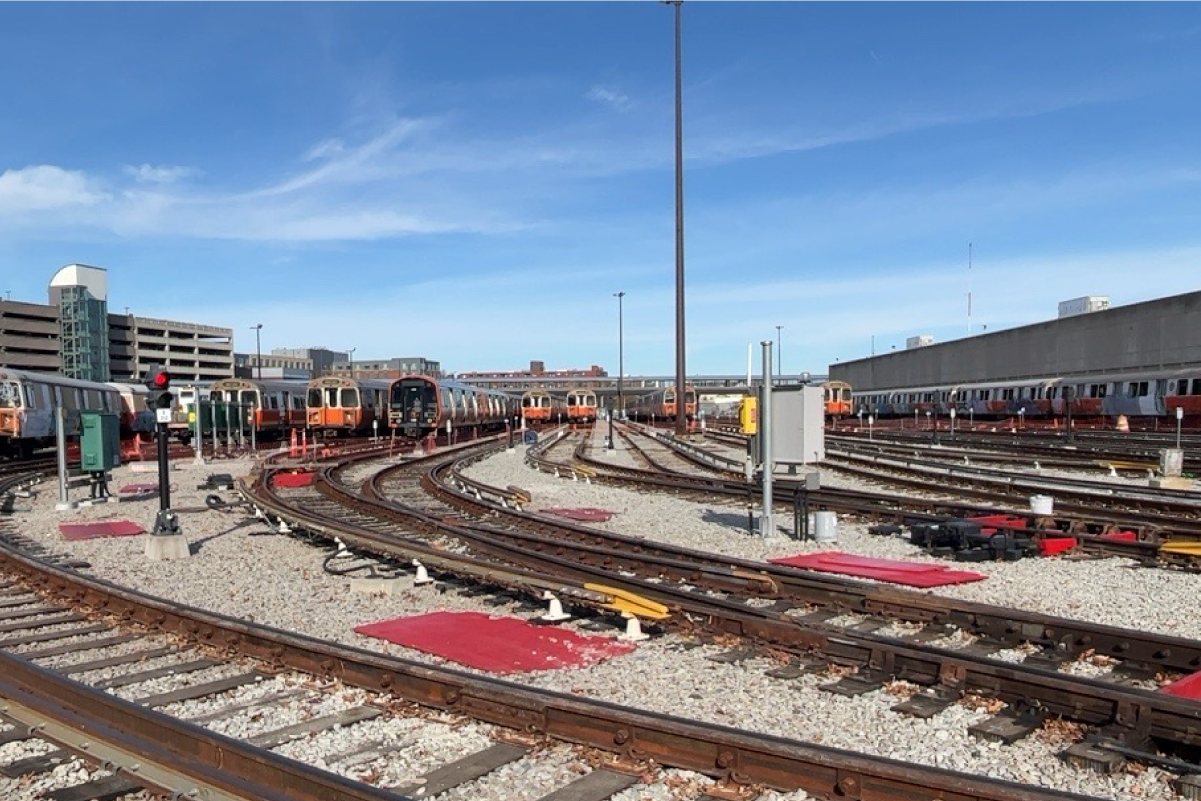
<box><xmin>307</xmin><ymin>388</ymin><xmax>323</xmax><ymax>408</ymax></box>
<box><xmin>392</xmin><ymin>380</ymin><xmax>436</xmax><ymax>412</ymax></box>
<box><xmin>0</xmin><ymin>382</ymin><xmax>19</xmax><ymax>408</ymax></box>
<box><xmin>685</xmin><ymin>390</ymin><xmax>697</xmax><ymax>404</ymax></box>
<box><xmin>240</xmin><ymin>390</ymin><xmax>259</xmax><ymax>408</ymax></box>
<box><xmin>340</xmin><ymin>388</ymin><xmax>359</xmax><ymax>408</ymax></box>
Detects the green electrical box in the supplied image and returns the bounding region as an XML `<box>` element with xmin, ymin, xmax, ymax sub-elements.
<box><xmin>80</xmin><ymin>411</ymin><xmax>121</xmax><ymax>471</ymax></box>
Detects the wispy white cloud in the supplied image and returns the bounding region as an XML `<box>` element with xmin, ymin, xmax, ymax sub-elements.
<box><xmin>0</xmin><ymin>165</ymin><xmax>109</xmax><ymax>213</ymax></box>
<box><xmin>123</xmin><ymin>164</ymin><xmax>196</xmax><ymax>183</ymax></box>
<box><xmin>303</xmin><ymin>138</ymin><xmax>345</xmax><ymax>161</ymax></box>
<box><xmin>585</xmin><ymin>85</ymin><xmax>631</xmax><ymax>112</ymax></box>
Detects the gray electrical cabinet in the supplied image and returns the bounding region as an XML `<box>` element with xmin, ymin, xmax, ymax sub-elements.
<box><xmin>769</xmin><ymin>386</ymin><xmax>825</xmax><ymax>466</ymax></box>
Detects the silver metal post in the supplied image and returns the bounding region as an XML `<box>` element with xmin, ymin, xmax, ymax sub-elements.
<box><xmin>249</xmin><ymin>406</ymin><xmax>256</xmax><ymax>453</ymax></box>
<box><xmin>760</xmin><ymin>339</ymin><xmax>773</xmax><ymax>537</ymax></box>
<box><xmin>191</xmin><ymin>388</ymin><xmax>204</xmax><ymax>466</ymax></box>
<box><xmin>669</xmin><ymin>0</ymin><xmax>686</xmax><ymax>436</ymax></box>
<box><xmin>1178</xmin><ymin>406</ymin><xmax>1184</xmax><ymax>449</ymax></box>
<box><xmin>55</xmin><ymin>405</ymin><xmax>69</xmax><ymax>506</ymax></box>
<box><xmin>210</xmin><ymin>398</ymin><xmax>218</xmax><ymax>458</ymax></box>
<box><xmin>225</xmin><ymin>402</ymin><xmax>233</xmax><ymax>453</ymax></box>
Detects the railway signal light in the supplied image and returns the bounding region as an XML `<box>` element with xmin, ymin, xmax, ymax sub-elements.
<box><xmin>144</xmin><ymin>368</ymin><xmax>174</xmax><ymax>411</ymax></box>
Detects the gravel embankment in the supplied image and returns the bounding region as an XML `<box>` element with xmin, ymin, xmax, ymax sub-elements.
<box><xmin>0</xmin><ymin>444</ymin><xmax>1186</xmax><ymax>800</ymax></box>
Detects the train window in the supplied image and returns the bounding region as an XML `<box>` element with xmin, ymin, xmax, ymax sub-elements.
<box><xmin>1048</xmin><ymin>387</ymin><xmax>1058</xmax><ymax>400</ymax></box>
<box><xmin>293</xmin><ymin>395</ymin><xmax>305</xmax><ymax>410</ymax></box>
<box><xmin>340</xmin><ymin>388</ymin><xmax>359</xmax><ymax>408</ymax></box>
<box><xmin>307</xmin><ymin>388</ymin><xmax>323</xmax><ymax>407</ymax></box>
<box><xmin>0</xmin><ymin>382</ymin><xmax>19</xmax><ymax>408</ymax></box>
<box><xmin>1192</xmin><ymin>379</ymin><xmax>1201</xmax><ymax>395</ymax></box>
<box><xmin>1127</xmin><ymin>381</ymin><xmax>1149</xmax><ymax>397</ymax></box>
<box><xmin>268</xmin><ymin>394</ymin><xmax>280</xmax><ymax>410</ymax></box>
<box><xmin>324</xmin><ymin>388</ymin><xmax>339</xmax><ymax>408</ymax></box>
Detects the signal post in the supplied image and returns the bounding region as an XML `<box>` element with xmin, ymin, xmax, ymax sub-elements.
<box><xmin>143</xmin><ymin>367</ymin><xmax>190</xmax><ymax>559</ymax></box>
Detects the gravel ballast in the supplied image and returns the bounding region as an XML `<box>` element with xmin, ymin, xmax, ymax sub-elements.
<box><xmin>0</xmin><ymin>443</ymin><xmax>1189</xmax><ymax>800</ymax></box>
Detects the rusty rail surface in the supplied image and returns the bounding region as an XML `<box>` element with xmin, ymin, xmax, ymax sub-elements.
<box><xmin>0</xmin><ymin>543</ymin><xmax>1093</xmax><ymax>801</ymax></box>
<box><xmin>240</xmin><ymin>445</ymin><xmax>1201</xmax><ymax>759</ymax></box>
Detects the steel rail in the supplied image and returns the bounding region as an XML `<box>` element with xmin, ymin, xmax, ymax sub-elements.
<box><xmin>0</xmin><ymin>542</ymin><xmax>1088</xmax><ymax>801</ymax></box>
<box><xmin>280</xmin><ymin>446</ymin><xmax>1201</xmax><ymax>756</ymax></box>
<box><xmin>0</xmin><ymin>645</ymin><xmax>400</xmax><ymax>801</ymax></box>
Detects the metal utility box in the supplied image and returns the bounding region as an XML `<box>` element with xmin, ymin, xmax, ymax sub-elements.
<box><xmin>80</xmin><ymin>411</ymin><xmax>120</xmax><ymax>471</ymax></box>
<box><xmin>769</xmin><ymin>385</ymin><xmax>825</xmax><ymax>465</ymax></box>
<box><xmin>739</xmin><ymin>395</ymin><xmax>758</xmax><ymax>435</ymax></box>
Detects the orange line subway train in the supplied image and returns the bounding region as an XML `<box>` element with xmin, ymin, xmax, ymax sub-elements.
<box><xmin>390</xmin><ymin>375</ymin><xmax>517</xmax><ymax>438</ymax></box>
<box><xmin>852</xmin><ymin>367</ymin><xmax>1201</xmax><ymax>421</ymax></box>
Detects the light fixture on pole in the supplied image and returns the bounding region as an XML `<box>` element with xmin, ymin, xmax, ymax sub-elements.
<box><xmin>251</xmin><ymin>324</ymin><xmax>263</xmax><ymax>380</ymax></box>
<box><xmin>775</xmin><ymin>324</ymin><xmax>783</xmax><ymax>376</ymax></box>
<box><xmin>664</xmin><ymin>0</ymin><xmax>687</xmax><ymax>435</ymax></box>
<box><xmin>950</xmin><ymin>406</ymin><xmax>956</xmax><ymax>437</ymax></box>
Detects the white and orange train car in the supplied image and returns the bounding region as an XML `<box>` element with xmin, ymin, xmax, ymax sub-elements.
<box><xmin>306</xmin><ymin>376</ymin><xmax>392</xmax><ymax>435</ymax></box>
<box><xmin>626</xmin><ymin>384</ymin><xmax>698</xmax><ymax>422</ymax></box>
<box><xmin>208</xmin><ymin>378</ymin><xmax>307</xmax><ymax>438</ymax></box>
<box><xmin>565</xmin><ymin>389</ymin><xmax>598</xmax><ymax>424</ymax></box>
<box><xmin>520</xmin><ymin>389</ymin><xmax>564</xmax><ymax>426</ymax></box>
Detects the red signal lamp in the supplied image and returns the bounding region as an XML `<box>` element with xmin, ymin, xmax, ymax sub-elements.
<box><xmin>153</xmin><ymin>371</ymin><xmax>171</xmax><ymax>389</ymax></box>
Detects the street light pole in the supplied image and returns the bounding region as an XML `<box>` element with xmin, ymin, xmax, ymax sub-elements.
<box><xmin>775</xmin><ymin>324</ymin><xmax>783</xmax><ymax>376</ymax></box>
<box><xmin>252</xmin><ymin>324</ymin><xmax>263</xmax><ymax>380</ymax></box>
<box><xmin>667</xmin><ymin>0</ymin><xmax>687</xmax><ymax>436</ymax></box>
<box><xmin>347</xmin><ymin>348</ymin><xmax>356</xmax><ymax>379</ymax></box>
<box><xmin>614</xmin><ymin>291</ymin><xmax>625</xmax><ymax>421</ymax></box>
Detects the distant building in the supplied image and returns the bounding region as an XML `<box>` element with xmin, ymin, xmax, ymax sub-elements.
<box><xmin>0</xmin><ymin>299</ymin><xmax>61</xmax><ymax>372</ymax></box>
<box><xmin>457</xmin><ymin>363</ymin><xmax>608</xmax><ymax>380</ymax></box>
<box><xmin>1057</xmin><ymin>295</ymin><xmax>1110</xmax><ymax>319</ymax></box>
<box><xmin>0</xmin><ymin>264</ymin><xmax>233</xmax><ymax>382</ymax></box>
<box><xmin>113</xmin><ymin>314</ymin><xmax>233</xmax><ymax>382</ymax></box>
<box><xmin>905</xmin><ymin>335</ymin><xmax>934</xmax><ymax>350</ymax></box>
<box><xmin>330</xmin><ymin>357</ymin><xmax>441</xmax><ymax>379</ymax></box>
<box><xmin>830</xmin><ymin>289</ymin><xmax>1201</xmax><ymax>392</ymax></box>
<box><xmin>49</xmin><ymin>264</ymin><xmax>111</xmax><ymax>381</ymax></box>
<box><xmin>234</xmin><ymin>352</ymin><xmax>313</xmax><ymax>380</ymax></box>
<box><xmin>271</xmin><ymin>346</ymin><xmax>347</xmax><ymax>377</ymax></box>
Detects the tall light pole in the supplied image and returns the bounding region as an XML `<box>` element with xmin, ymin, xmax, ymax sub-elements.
<box><xmin>347</xmin><ymin>347</ymin><xmax>356</xmax><ymax>379</ymax></box>
<box><xmin>614</xmin><ymin>291</ymin><xmax>625</xmax><ymax>420</ymax></box>
<box><xmin>666</xmin><ymin>0</ymin><xmax>687</xmax><ymax>435</ymax></box>
<box><xmin>251</xmin><ymin>324</ymin><xmax>263</xmax><ymax>380</ymax></box>
<box><xmin>775</xmin><ymin>324</ymin><xmax>783</xmax><ymax>376</ymax></box>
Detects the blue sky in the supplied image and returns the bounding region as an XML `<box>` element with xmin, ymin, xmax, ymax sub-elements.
<box><xmin>2</xmin><ymin>3</ymin><xmax>1200</xmax><ymax>377</ymax></box>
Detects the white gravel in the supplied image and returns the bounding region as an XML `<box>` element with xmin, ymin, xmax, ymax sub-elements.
<box><xmin>0</xmin><ymin>446</ymin><xmax>1189</xmax><ymax>800</ymax></box>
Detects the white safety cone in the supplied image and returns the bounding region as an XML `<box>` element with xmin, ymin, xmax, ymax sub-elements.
<box><xmin>277</xmin><ymin>518</ymin><xmax>292</xmax><ymax>534</ymax></box>
<box><xmin>540</xmin><ymin>592</ymin><xmax>571</xmax><ymax>622</ymax></box>
<box><xmin>619</xmin><ymin>612</ymin><xmax>649</xmax><ymax>642</ymax></box>
<box><xmin>412</xmin><ymin>559</ymin><xmax>433</xmax><ymax>586</ymax></box>
<box><xmin>253</xmin><ymin>506</ymin><xmax>265</xmax><ymax>519</ymax></box>
<box><xmin>1109</xmin><ymin>466</ymin><xmax>1118</xmax><ymax>477</ymax></box>
<box><xmin>1034</xmin><ymin>461</ymin><xmax>1041</xmax><ymax>471</ymax></box>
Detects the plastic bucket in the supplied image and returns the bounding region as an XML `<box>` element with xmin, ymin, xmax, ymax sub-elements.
<box><xmin>1030</xmin><ymin>494</ymin><xmax>1054</xmax><ymax>516</ymax></box>
<box><xmin>814</xmin><ymin>511</ymin><xmax>839</xmax><ymax>543</ymax></box>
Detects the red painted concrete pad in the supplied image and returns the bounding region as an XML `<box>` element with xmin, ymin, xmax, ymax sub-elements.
<box><xmin>119</xmin><ymin>483</ymin><xmax>159</xmax><ymax>494</ymax></box>
<box><xmin>541</xmin><ymin>508</ymin><xmax>617</xmax><ymax>522</ymax></box>
<box><xmin>353</xmin><ymin>611</ymin><xmax>637</xmax><ymax>673</ymax></box>
<box><xmin>1101</xmin><ymin>531</ymin><xmax>1138</xmax><ymax>542</ymax></box>
<box><xmin>59</xmin><ymin>521</ymin><xmax>146</xmax><ymax>541</ymax></box>
<box><xmin>1160</xmin><ymin>670</ymin><xmax>1201</xmax><ymax>700</ymax></box>
<box><xmin>769</xmin><ymin>551</ymin><xmax>986</xmax><ymax>587</ymax></box>
<box><xmin>273</xmin><ymin>472</ymin><xmax>314</xmax><ymax>488</ymax></box>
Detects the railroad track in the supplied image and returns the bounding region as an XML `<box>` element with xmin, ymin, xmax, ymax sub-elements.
<box><xmin>241</xmin><ymin>435</ymin><xmax>1201</xmax><ymax>779</ymax></box>
<box><xmin>830</xmin><ymin>428</ymin><xmax>1201</xmax><ymax>472</ymax></box>
<box><xmin>0</xmin><ymin>499</ymin><xmax>1095</xmax><ymax>800</ymax></box>
<box><xmin>562</xmin><ymin>427</ymin><xmax>1193</xmax><ymax>566</ymax></box>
